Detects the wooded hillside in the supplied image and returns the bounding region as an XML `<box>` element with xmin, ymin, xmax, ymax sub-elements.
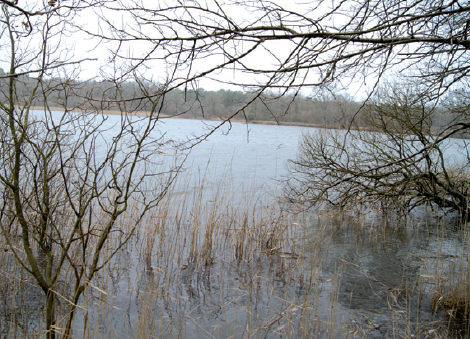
<box><xmin>0</xmin><ymin>71</ymin><xmax>461</xmax><ymax>132</ymax></box>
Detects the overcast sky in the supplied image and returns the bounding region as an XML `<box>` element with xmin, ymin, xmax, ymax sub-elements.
<box><xmin>1</xmin><ymin>0</ymin><xmax>374</xmax><ymax>100</ymax></box>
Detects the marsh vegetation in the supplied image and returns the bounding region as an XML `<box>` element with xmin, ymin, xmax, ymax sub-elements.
<box><xmin>1</xmin><ymin>0</ymin><xmax>470</xmax><ymax>338</ymax></box>
<box><xmin>0</xmin><ymin>118</ymin><xmax>469</xmax><ymax>338</ymax></box>
<box><xmin>1</xmin><ymin>176</ymin><xmax>470</xmax><ymax>338</ymax></box>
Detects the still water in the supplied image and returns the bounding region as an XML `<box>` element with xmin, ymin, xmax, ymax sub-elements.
<box><xmin>99</xmin><ymin>117</ymin><xmax>469</xmax><ymax>337</ymax></box>
<box><xmin>2</xmin><ymin>115</ymin><xmax>470</xmax><ymax>338</ymax></box>
<box><xmin>161</xmin><ymin>118</ymin><xmax>305</xmax><ymax>195</ymax></box>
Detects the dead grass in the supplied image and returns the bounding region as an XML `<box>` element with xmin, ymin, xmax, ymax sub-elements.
<box><xmin>430</xmin><ymin>222</ymin><xmax>470</xmax><ymax>335</ymax></box>
<box><xmin>0</xmin><ymin>174</ymin><xmax>468</xmax><ymax>338</ymax></box>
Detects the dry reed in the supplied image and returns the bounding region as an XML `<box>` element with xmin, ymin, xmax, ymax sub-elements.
<box><xmin>0</xmin><ymin>174</ymin><xmax>468</xmax><ymax>338</ymax></box>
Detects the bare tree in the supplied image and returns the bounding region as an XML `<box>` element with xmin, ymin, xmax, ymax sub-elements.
<box><xmin>286</xmin><ymin>83</ymin><xmax>470</xmax><ymax>220</ymax></box>
<box><xmin>91</xmin><ymin>0</ymin><xmax>470</xmax><ymax>219</ymax></box>
<box><xmin>1</xmin><ymin>0</ymin><xmax>469</xmax><ymax>335</ymax></box>
<box><xmin>0</xmin><ymin>1</ymin><xmax>183</xmax><ymax>338</ymax></box>
<box><xmin>91</xmin><ymin>0</ymin><xmax>469</xmax><ymax>99</ymax></box>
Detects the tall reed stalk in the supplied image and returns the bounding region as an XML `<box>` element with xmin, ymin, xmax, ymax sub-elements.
<box><xmin>0</xmin><ymin>173</ymin><xmax>468</xmax><ymax>338</ymax></box>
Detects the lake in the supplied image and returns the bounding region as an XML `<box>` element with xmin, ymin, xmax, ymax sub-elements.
<box><xmin>159</xmin><ymin>118</ymin><xmax>306</xmax><ymax>195</ymax></box>
<box><xmin>1</xmin><ymin>115</ymin><xmax>469</xmax><ymax>338</ymax></box>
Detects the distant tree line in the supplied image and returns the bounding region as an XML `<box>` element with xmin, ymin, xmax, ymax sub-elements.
<box><xmin>160</xmin><ymin>87</ymin><xmax>365</xmax><ymax>128</ymax></box>
<box><xmin>0</xmin><ymin>70</ymin><xmax>464</xmax><ymax>133</ymax></box>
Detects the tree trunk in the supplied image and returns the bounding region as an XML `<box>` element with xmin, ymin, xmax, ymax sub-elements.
<box><xmin>45</xmin><ymin>289</ymin><xmax>56</xmax><ymax>339</ymax></box>
<box><xmin>63</xmin><ymin>284</ymin><xmax>85</xmax><ymax>339</ymax></box>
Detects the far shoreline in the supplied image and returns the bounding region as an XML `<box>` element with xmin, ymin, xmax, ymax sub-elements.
<box><xmin>31</xmin><ymin>106</ymin><xmax>469</xmax><ymax>139</ymax></box>
<box><xmin>30</xmin><ymin>106</ymin><xmax>332</xmax><ymax>129</ymax></box>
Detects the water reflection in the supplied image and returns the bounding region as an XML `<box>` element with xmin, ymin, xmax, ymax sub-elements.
<box><xmin>2</xmin><ymin>117</ymin><xmax>469</xmax><ymax>337</ymax></box>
